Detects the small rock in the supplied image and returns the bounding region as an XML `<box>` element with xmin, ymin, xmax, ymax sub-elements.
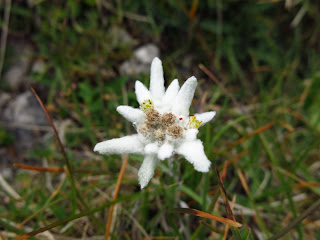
<box><xmin>3</xmin><ymin>91</ymin><xmax>46</xmax><ymax>125</ymax></box>
<box><xmin>0</xmin><ymin>167</ymin><xmax>13</xmax><ymax>179</ymax></box>
<box><xmin>0</xmin><ymin>91</ymin><xmax>11</xmax><ymax>109</ymax></box>
<box><xmin>120</xmin><ymin>60</ymin><xmax>150</xmax><ymax>76</ymax></box>
<box><xmin>31</xmin><ymin>59</ymin><xmax>46</xmax><ymax>73</ymax></box>
<box><xmin>134</xmin><ymin>44</ymin><xmax>159</xmax><ymax>64</ymax></box>
<box><xmin>2</xmin><ymin>91</ymin><xmax>47</xmax><ymax>152</ymax></box>
<box><xmin>120</xmin><ymin>43</ymin><xmax>160</xmax><ymax>76</ymax></box>
<box><xmin>3</xmin><ymin>40</ymin><xmax>34</xmax><ymax>91</ymax></box>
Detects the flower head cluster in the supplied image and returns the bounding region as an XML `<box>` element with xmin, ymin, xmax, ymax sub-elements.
<box><xmin>94</xmin><ymin>58</ymin><xmax>216</xmax><ymax>189</ymax></box>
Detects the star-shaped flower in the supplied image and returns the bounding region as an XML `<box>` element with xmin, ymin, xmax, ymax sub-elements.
<box><xmin>94</xmin><ymin>57</ymin><xmax>216</xmax><ymax>189</ymax></box>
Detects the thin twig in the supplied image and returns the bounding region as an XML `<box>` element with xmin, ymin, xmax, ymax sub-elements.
<box><xmin>0</xmin><ymin>0</ymin><xmax>11</xmax><ymax>77</ymax></box>
<box><xmin>14</xmin><ymin>163</ymin><xmax>64</xmax><ymax>173</ymax></box>
<box><xmin>31</xmin><ymin>88</ymin><xmax>73</xmax><ymax>177</ymax></box>
<box><xmin>30</xmin><ymin>88</ymin><xmax>87</xmax><ymax>214</ymax></box>
<box><xmin>105</xmin><ymin>155</ymin><xmax>129</xmax><ymax>240</ymax></box>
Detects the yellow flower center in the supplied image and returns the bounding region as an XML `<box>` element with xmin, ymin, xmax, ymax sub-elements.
<box><xmin>187</xmin><ymin>116</ymin><xmax>202</xmax><ymax>129</ymax></box>
<box><xmin>140</xmin><ymin>99</ymin><xmax>154</xmax><ymax>113</ymax></box>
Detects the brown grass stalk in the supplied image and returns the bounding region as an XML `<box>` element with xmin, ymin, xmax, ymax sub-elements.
<box><xmin>175</xmin><ymin>208</ymin><xmax>242</xmax><ymax>228</ymax></box>
<box><xmin>30</xmin><ymin>88</ymin><xmax>73</xmax><ymax>176</ymax></box>
<box><xmin>14</xmin><ymin>163</ymin><xmax>64</xmax><ymax>173</ymax></box>
<box><xmin>105</xmin><ymin>155</ymin><xmax>129</xmax><ymax>240</ymax></box>
<box><xmin>214</xmin><ymin>164</ymin><xmax>236</xmax><ymax>222</ymax></box>
<box><xmin>222</xmin><ymin>195</ymin><xmax>237</xmax><ymax>240</ymax></box>
<box><xmin>227</xmin><ymin>121</ymin><xmax>275</xmax><ymax>149</ymax></box>
<box><xmin>220</xmin><ymin>150</ymin><xmax>248</xmax><ymax>180</ymax></box>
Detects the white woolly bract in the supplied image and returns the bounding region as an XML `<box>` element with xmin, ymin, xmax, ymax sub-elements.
<box><xmin>172</xmin><ymin>76</ymin><xmax>197</xmax><ymax>116</ymax></box>
<box><xmin>195</xmin><ymin>111</ymin><xmax>216</xmax><ymax>126</ymax></box>
<box><xmin>158</xmin><ymin>142</ymin><xmax>174</xmax><ymax>160</ymax></box>
<box><xmin>162</xmin><ymin>79</ymin><xmax>180</xmax><ymax>108</ymax></box>
<box><xmin>176</xmin><ymin>140</ymin><xmax>211</xmax><ymax>172</ymax></box>
<box><xmin>94</xmin><ymin>134</ymin><xmax>144</xmax><ymax>155</ymax></box>
<box><xmin>184</xmin><ymin>129</ymin><xmax>199</xmax><ymax>141</ymax></box>
<box><xmin>117</xmin><ymin>106</ymin><xmax>145</xmax><ymax>123</ymax></box>
<box><xmin>138</xmin><ymin>155</ymin><xmax>159</xmax><ymax>189</ymax></box>
<box><xmin>144</xmin><ymin>142</ymin><xmax>159</xmax><ymax>154</ymax></box>
<box><xmin>94</xmin><ymin>57</ymin><xmax>217</xmax><ymax>189</ymax></box>
<box><xmin>150</xmin><ymin>57</ymin><xmax>165</xmax><ymax>100</ymax></box>
<box><xmin>135</xmin><ymin>81</ymin><xmax>151</xmax><ymax>104</ymax></box>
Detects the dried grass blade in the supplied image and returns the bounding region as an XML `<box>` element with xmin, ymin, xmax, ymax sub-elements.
<box><xmin>237</xmin><ymin>170</ymin><xmax>250</xmax><ymax>196</ymax></box>
<box><xmin>227</xmin><ymin>122</ymin><xmax>275</xmax><ymax>149</ymax></box>
<box><xmin>294</xmin><ymin>182</ymin><xmax>320</xmax><ymax>190</ymax></box>
<box><xmin>174</xmin><ymin>208</ymin><xmax>242</xmax><ymax>228</ymax></box>
<box><xmin>105</xmin><ymin>155</ymin><xmax>129</xmax><ymax>240</ymax></box>
<box><xmin>30</xmin><ymin>88</ymin><xmax>80</xmax><ymax>214</ymax></box>
<box><xmin>189</xmin><ymin>0</ymin><xmax>199</xmax><ymax>20</ymax></box>
<box><xmin>30</xmin><ymin>88</ymin><xmax>71</xmax><ymax>173</ymax></box>
<box><xmin>222</xmin><ymin>195</ymin><xmax>237</xmax><ymax>240</ymax></box>
<box><xmin>214</xmin><ymin>164</ymin><xmax>235</xmax><ymax>221</ymax></box>
<box><xmin>221</xmin><ymin>150</ymin><xmax>248</xmax><ymax>180</ymax></box>
<box><xmin>14</xmin><ymin>163</ymin><xmax>64</xmax><ymax>173</ymax></box>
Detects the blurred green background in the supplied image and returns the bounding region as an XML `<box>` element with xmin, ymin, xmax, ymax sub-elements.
<box><xmin>0</xmin><ymin>0</ymin><xmax>320</xmax><ymax>239</ymax></box>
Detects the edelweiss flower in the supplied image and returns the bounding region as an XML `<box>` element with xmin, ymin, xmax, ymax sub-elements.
<box><xmin>94</xmin><ymin>58</ymin><xmax>216</xmax><ymax>189</ymax></box>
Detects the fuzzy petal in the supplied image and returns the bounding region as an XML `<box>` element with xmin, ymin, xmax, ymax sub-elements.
<box><xmin>117</xmin><ymin>106</ymin><xmax>145</xmax><ymax>123</ymax></box>
<box><xmin>162</xmin><ymin>79</ymin><xmax>180</xmax><ymax>105</ymax></box>
<box><xmin>172</xmin><ymin>76</ymin><xmax>197</xmax><ymax>116</ymax></box>
<box><xmin>94</xmin><ymin>134</ymin><xmax>144</xmax><ymax>155</ymax></box>
<box><xmin>158</xmin><ymin>142</ymin><xmax>174</xmax><ymax>160</ymax></box>
<box><xmin>184</xmin><ymin>129</ymin><xmax>199</xmax><ymax>141</ymax></box>
<box><xmin>135</xmin><ymin>81</ymin><xmax>151</xmax><ymax>104</ymax></box>
<box><xmin>195</xmin><ymin>111</ymin><xmax>216</xmax><ymax>126</ymax></box>
<box><xmin>144</xmin><ymin>142</ymin><xmax>159</xmax><ymax>154</ymax></box>
<box><xmin>150</xmin><ymin>57</ymin><xmax>165</xmax><ymax>100</ymax></box>
<box><xmin>138</xmin><ymin>154</ymin><xmax>159</xmax><ymax>189</ymax></box>
<box><xmin>176</xmin><ymin>140</ymin><xmax>211</xmax><ymax>172</ymax></box>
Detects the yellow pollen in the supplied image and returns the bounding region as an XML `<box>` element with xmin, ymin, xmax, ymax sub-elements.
<box><xmin>140</xmin><ymin>99</ymin><xmax>154</xmax><ymax>112</ymax></box>
<box><xmin>187</xmin><ymin>116</ymin><xmax>202</xmax><ymax>129</ymax></box>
